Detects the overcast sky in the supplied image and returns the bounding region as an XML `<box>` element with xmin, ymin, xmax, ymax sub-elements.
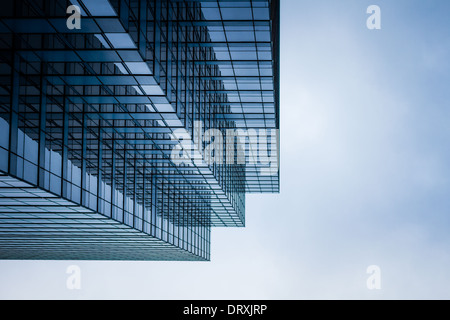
<box><xmin>1</xmin><ymin>0</ymin><xmax>450</xmax><ymax>300</ymax></box>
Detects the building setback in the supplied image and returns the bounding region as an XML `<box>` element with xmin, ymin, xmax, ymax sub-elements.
<box><xmin>0</xmin><ymin>0</ymin><xmax>280</xmax><ymax>261</ymax></box>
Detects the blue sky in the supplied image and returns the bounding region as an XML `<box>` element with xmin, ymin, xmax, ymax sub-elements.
<box><xmin>1</xmin><ymin>0</ymin><xmax>450</xmax><ymax>299</ymax></box>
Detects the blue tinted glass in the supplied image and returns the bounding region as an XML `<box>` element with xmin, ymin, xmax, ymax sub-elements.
<box><xmin>81</xmin><ymin>0</ymin><xmax>117</xmax><ymax>16</ymax></box>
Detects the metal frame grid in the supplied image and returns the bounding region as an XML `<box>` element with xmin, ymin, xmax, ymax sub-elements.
<box><xmin>0</xmin><ymin>0</ymin><xmax>280</xmax><ymax>261</ymax></box>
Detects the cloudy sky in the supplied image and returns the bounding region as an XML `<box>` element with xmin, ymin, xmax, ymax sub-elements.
<box><xmin>1</xmin><ymin>0</ymin><xmax>450</xmax><ymax>299</ymax></box>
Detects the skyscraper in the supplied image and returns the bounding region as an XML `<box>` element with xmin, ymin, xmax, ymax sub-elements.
<box><xmin>0</xmin><ymin>0</ymin><xmax>280</xmax><ymax>261</ymax></box>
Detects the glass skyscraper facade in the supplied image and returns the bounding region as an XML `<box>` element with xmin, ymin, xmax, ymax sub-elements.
<box><xmin>0</xmin><ymin>0</ymin><xmax>280</xmax><ymax>261</ymax></box>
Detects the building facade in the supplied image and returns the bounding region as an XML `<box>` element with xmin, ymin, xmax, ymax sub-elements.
<box><xmin>0</xmin><ymin>0</ymin><xmax>280</xmax><ymax>261</ymax></box>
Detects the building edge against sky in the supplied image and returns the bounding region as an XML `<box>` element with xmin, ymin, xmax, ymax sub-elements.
<box><xmin>0</xmin><ymin>0</ymin><xmax>280</xmax><ymax>261</ymax></box>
